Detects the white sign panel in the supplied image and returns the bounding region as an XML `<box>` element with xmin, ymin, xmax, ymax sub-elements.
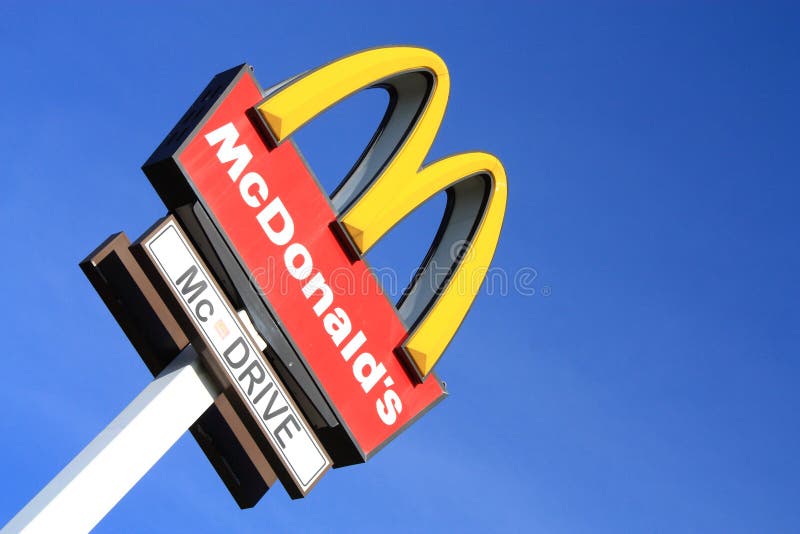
<box><xmin>142</xmin><ymin>218</ymin><xmax>330</xmax><ymax>495</ymax></box>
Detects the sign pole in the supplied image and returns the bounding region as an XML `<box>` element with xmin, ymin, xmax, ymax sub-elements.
<box><xmin>2</xmin><ymin>346</ymin><xmax>219</xmax><ymax>534</ymax></box>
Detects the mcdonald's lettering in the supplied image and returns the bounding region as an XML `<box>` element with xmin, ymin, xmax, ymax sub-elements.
<box><xmin>143</xmin><ymin>46</ymin><xmax>505</xmax><ymax>461</ymax></box>
<box><xmin>203</xmin><ymin>120</ymin><xmax>405</xmax><ymax>426</ymax></box>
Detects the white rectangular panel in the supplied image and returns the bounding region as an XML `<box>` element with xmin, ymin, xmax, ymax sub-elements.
<box><xmin>142</xmin><ymin>218</ymin><xmax>330</xmax><ymax>494</ymax></box>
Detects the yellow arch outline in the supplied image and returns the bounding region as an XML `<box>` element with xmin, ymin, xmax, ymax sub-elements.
<box><xmin>256</xmin><ymin>46</ymin><xmax>507</xmax><ymax>379</ymax></box>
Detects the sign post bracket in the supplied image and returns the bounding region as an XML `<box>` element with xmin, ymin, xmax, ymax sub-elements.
<box><xmin>79</xmin><ymin>231</ymin><xmax>276</xmax><ymax>507</ymax></box>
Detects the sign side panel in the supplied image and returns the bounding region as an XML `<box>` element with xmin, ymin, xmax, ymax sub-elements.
<box><xmin>138</xmin><ymin>218</ymin><xmax>331</xmax><ymax>496</ymax></box>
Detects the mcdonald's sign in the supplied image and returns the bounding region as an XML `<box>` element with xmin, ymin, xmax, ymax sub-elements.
<box><xmin>143</xmin><ymin>46</ymin><xmax>507</xmax><ymax>466</ymax></box>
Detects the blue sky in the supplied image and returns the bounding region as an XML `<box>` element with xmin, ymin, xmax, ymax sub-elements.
<box><xmin>1</xmin><ymin>2</ymin><xmax>798</xmax><ymax>532</ymax></box>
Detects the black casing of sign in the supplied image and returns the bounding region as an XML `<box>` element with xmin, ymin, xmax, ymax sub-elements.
<box><xmin>142</xmin><ymin>65</ymin><xmax>365</xmax><ymax>467</ymax></box>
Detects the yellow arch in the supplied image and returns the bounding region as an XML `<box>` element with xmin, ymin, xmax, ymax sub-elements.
<box><xmin>256</xmin><ymin>46</ymin><xmax>507</xmax><ymax>379</ymax></box>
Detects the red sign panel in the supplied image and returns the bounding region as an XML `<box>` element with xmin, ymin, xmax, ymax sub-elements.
<box><xmin>175</xmin><ymin>70</ymin><xmax>445</xmax><ymax>457</ymax></box>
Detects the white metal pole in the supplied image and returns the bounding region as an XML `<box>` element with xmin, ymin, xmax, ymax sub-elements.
<box><xmin>2</xmin><ymin>346</ymin><xmax>219</xmax><ymax>534</ymax></box>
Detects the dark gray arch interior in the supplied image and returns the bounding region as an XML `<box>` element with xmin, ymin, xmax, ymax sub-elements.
<box><xmin>331</xmin><ymin>71</ymin><xmax>433</xmax><ymax>214</ymax></box>
<box><xmin>396</xmin><ymin>173</ymin><xmax>491</xmax><ymax>331</ymax></box>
